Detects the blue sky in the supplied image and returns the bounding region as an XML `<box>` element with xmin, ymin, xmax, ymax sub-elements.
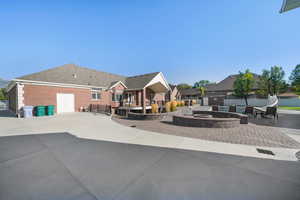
<box><xmin>0</xmin><ymin>0</ymin><xmax>299</xmax><ymax>84</ymax></box>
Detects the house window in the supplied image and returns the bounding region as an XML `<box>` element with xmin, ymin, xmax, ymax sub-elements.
<box><xmin>91</xmin><ymin>90</ymin><xmax>101</xmax><ymax>100</ymax></box>
<box><xmin>112</xmin><ymin>93</ymin><xmax>123</xmax><ymax>102</ymax></box>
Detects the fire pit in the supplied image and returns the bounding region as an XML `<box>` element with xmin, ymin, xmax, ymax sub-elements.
<box><xmin>193</xmin><ymin>114</ymin><xmax>212</xmax><ymax>118</ymax></box>
<box><xmin>173</xmin><ymin>111</ymin><xmax>248</xmax><ymax>128</ymax></box>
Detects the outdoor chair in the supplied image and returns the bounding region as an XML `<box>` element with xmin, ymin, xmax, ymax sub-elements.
<box><xmin>262</xmin><ymin>107</ymin><xmax>278</xmax><ymax>120</ymax></box>
<box><xmin>229</xmin><ymin>105</ymin><xmax>236</xmax><ymax>113</ymax></box>
<box><xmin>236</xmin><ymin>105</ymin><xmax>246</xmax><ymax>114</ymax></box>
<box><xmin>212</xmin><ymin>105</ymin><xmax>218</xmax><ymax>111</ymax></box>
<box><xmin>218</xmin><ymin>106</ymin><xmax>229</xmax><ymax>112</ymax></box>
<box><xmin>245</xmin><ymin>106</ymin><xmax>255</xmax><ymax>117</ymax></box>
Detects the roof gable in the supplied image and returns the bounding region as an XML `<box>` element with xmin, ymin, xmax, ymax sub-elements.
<box><xmin>109</xmin><ymin>81</ymin><xmax>127</xmax><ymax>89</ymax></box>
<box><xmin>124</xmin><ymin>72</ymin><xmax>160</xmax><ymax>89</ymax></box>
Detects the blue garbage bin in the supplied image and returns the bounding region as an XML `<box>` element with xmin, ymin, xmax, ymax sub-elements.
<box><xmin>23</xmin><ymin>106</ymin><xmax>34</xmax><ymax>118</ymax></box>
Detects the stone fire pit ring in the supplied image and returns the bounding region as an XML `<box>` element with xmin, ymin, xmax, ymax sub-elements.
<box><xmin>173</xmin><ymin>115</ymin><xmax>241</xmax><ymax>128</ymax></box>
<box><xmin>127</xmin><ymin>112</ymin><xmax>163</xmax><ymax>120</ymax></box>
<box><xmin>193</xmin><ymin>110</ymin><xmax>248</xmax><ymax>124</ymax></box>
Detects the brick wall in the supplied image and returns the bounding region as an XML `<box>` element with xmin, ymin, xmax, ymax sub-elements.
<box><xmin>23</xmin><ymin>84</ymin><xmax>111</xmax><ymax>113</ymax></box>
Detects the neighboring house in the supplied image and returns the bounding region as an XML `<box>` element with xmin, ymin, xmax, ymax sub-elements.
<box><xmin>205</xmin><ymin>74</ymin><xmax>260</xmax><ymax>105</ymax></box>
<box><xmin>278</xmin><ymin>91</ymin><xmax>300</xmax><ymax>107</ymax></box>
<box><xmin>179</xmin><ymin>88</ymin><xmax>202</xmax><ymax>100</ymax></box>
<box><xmin>7</xmin><ymin>64</ymin><xmax>171</xmax><ymax>115</ymax></box>
<box><xmin>165</xmin><ymin>84</ymin><xmax>180</xmax><ymax>101</ymax></box>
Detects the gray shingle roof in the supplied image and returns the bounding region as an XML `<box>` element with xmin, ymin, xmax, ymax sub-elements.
<box><xmin>180</xmin><ymin>88</ymin><xmax>201</xmax><ymax>96</ymax></box>
<box><xmin>124</xmin><ymin>72</ymin><xmax>160</xmax><ymax>89</ymax></box>
<box><xmin>17</xmin><ymin>64</ymin><xmax>160</xmax><ymax>90</ymax></box>
<box><xmin>205</xmin><ymin>74</ymin><xmax>260</xmax><ymax>92</ymax></box>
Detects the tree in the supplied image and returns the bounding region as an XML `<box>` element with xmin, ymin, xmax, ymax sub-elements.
<box><xmin>279</xmin><ymin>80</ymin><xmax>289</xmax><ymax>94</ymax></box>
<box><xmin>257</xmin><ymin>66</ymin><xmax>286</xmax><ymax>96</ymax></box>
<box><xmin>193</xmin><ymin>80</ymin><xmax>210</xmax><ymax>88</ymax></box>
<box><xmin>0</xmin><ymin>88</ymin><xmax>7</xmax><ymax>100</ymax></box>
<box><xmin>257</xmin><ymin>69</ymin><xmax>272</xmax><ymax>96</ymax></box>
<box><xmin>199</xmin><ymin>86</ymin><xmax>206</xmax><ymax>97</ymax></box>
<box><xmin>233</xmin><ymin>69</ymin><xmax>254</xmax><ymax>105</ymax></box>
<box><xmin>177</xmin><ymin>83</ymin><xmax>192</xmax><ymax>90</ymax></box>
<box><xmin>289</xmin><ymin>64</ymin><xmax>300</xmax><ymax>92</ymax></box>
<box><xmin>270</xmin><ymin>66</ymin><xmax>285</xmax><ymax>95</ymax></box>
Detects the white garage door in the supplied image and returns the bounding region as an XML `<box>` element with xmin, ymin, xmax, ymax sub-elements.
<box><xmin>56</xmin><ymin>93</ymin><xmax>75</xmax><ymax>114</ymax></box>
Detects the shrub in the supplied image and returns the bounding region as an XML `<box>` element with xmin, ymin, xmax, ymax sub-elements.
<box><xmin>177</xmin><ymin>101</ymin><xmax>181</xmax><ymax>107</ymax></box>
<box><xmin>178</xmin><ymin>101</ymin><xmax>182</xmax><ymax>107</ymax></box>
<box><xmin>171</xmin><ymin>101</ymin><xmax>177</xmax><ymax>111</ymax></box>
<box><xmin>181</xmin><ymin>100</ymin><xmax>185</xmax><ymax>106</ymax></box>
<box><xmin>165</xmin><ymin>102</ymin><xmax>171</xmax><ymax>112</ymax></box>
<box><xmin>151</xmin><ymin>103</ymin><xmax>158</xmax><ymax>113</ymax></box>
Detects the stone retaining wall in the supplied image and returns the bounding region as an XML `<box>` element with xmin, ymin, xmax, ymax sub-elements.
<box><xmin>127</xmin><ymin>112</ymin><xmax>163</xmax><ymax>120</ymax></box>
<box><xmin>173</xmin><ymin>115</ymin><xmax>240</xmax><ymax>128</ymax></box>
<box><xmin>193</xmin><ymin>110</ymin><xmax>248</xmax><ymax>124</ymax></box>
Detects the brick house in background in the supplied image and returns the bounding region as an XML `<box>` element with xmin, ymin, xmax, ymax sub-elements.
<box><xmin>178</xmin><ymin>74</ymin><xmax>260</xmax><ymax>105</ymax></box>
<box><xmin>7</xmin><ymin>64</ymin><xmax>171</xmax><ymax>115</ymax></box>
<box><xmin>205</xmin><ymin>74</ymin><xmax>260</xmax><ymax>105</ymax></box>
<box><xmin>180</xmin><ymin>88</ymin><xmax>202</xmax><ymax>100</ymax></box>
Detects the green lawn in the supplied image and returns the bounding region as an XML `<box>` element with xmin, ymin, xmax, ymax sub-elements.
<box><xmin>278</xmin><ymin>106</ymin><xmax>300</xmax><ymax>111</ymax></box>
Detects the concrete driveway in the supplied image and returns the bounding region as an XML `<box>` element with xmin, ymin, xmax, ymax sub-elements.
<box><xmin>1</xmin><ymin>132</ymin><xmax>300</xmax><ymax>200</ymax></box>
<box><xmin>0</xmin><ymin>111</ymin><xmax>299</xmax><ymax>161</ymax></box>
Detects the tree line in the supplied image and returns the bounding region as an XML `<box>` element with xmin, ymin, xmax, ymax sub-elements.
<box><xmin>233</xmin><ymin>65</ymin><xmax>299</xmax><ymax>105</ymax></box>
<box><xmin>177</xmin><ymin>80</ymin><xmax>213</xmax><ymax>90</ymax></box>
<box><xmin>176</xmin><ymin>64</ymin><xmax>300</xmax><ymax>105</ymax></box>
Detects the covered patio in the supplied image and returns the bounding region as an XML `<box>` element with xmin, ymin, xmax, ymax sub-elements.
<box><xmin>119</xmin><ymin>73</ymin><xmax>170</xmax><ymax>114</ymax></box>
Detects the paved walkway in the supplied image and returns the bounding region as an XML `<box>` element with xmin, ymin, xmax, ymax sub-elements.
<box><xmin>0</xmin><ymin>111</ymin><xmax>299</xmax><ymax>161</ymax></box>
<box><xmin>113</xmin><ymin>106</ymin><xmax>300</xmax><ymax>149</ymax></box>
<box><xmin>1</xmin><ymin>133</ymin><xmax>300</xmax><ymax>200</ymax></box>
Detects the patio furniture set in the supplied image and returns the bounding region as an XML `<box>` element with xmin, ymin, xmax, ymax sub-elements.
<box><xmin>212</xmin><ymin>105</ymin><xmax>278</xmax><ymax>120</ymax></box>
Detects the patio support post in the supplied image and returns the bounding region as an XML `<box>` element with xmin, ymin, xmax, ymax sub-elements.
<box><xmin>142</xmin><ymin>88</ymin><xmax>146</xmax><ymax>114</ymax></box>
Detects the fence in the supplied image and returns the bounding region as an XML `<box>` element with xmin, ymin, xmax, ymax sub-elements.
<box><xmin>278</xmin><ymin>97</ymin><xmax>300</xmax><ymax>107</ymax></box>
<box><xmin>224</xmin><ymin>98</ymin><xmax>268</xmax><ymax>106</ymax></box>
<box><xmin>0</xmin><ymin>100</ymin><xmax>8</xmax><ymax>110</ymax></box>
<box><xmin>224</xmin><ymin>97</ymin><xmax>300</xmax><ymax>107</ymax></box>
<box><xmin>89</xmin><ymin>104</ymin><xmax>111</xmax><ymax>114</ymax></box>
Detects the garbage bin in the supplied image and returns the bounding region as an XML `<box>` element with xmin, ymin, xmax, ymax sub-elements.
<box><xmin>35</xmin><ymin>106</ymin><xmax>46</xmax><ymax>116</ymax></box>
<box><xmin>46</xmin><ymin>105</ymin><xmax>55</xmax><ymax>116</ymax></box>
<box><xmin>23</xmin><ymin>106</ymin><xmax>34</xmax><ymax>118</ymax></box>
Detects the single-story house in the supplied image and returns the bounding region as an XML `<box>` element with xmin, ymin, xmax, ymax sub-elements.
<box><xmin>179</xmin><ymin>88</ymin><xmax>202</xmax><ymax>100</ymax></box>
<box><xmin>205</xmin><ymin>74</ymin><xmax>260</xmax><ymax>105</ymax></box>
<box><xmin>7</xmin><ymin>64</ymin><xmax>171</xmax><ymax>115</ymax></box>
<box><xmin>277</xmin><ymin>91</ymin><xmax>300</xmax><ymax>107</ymax></box>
